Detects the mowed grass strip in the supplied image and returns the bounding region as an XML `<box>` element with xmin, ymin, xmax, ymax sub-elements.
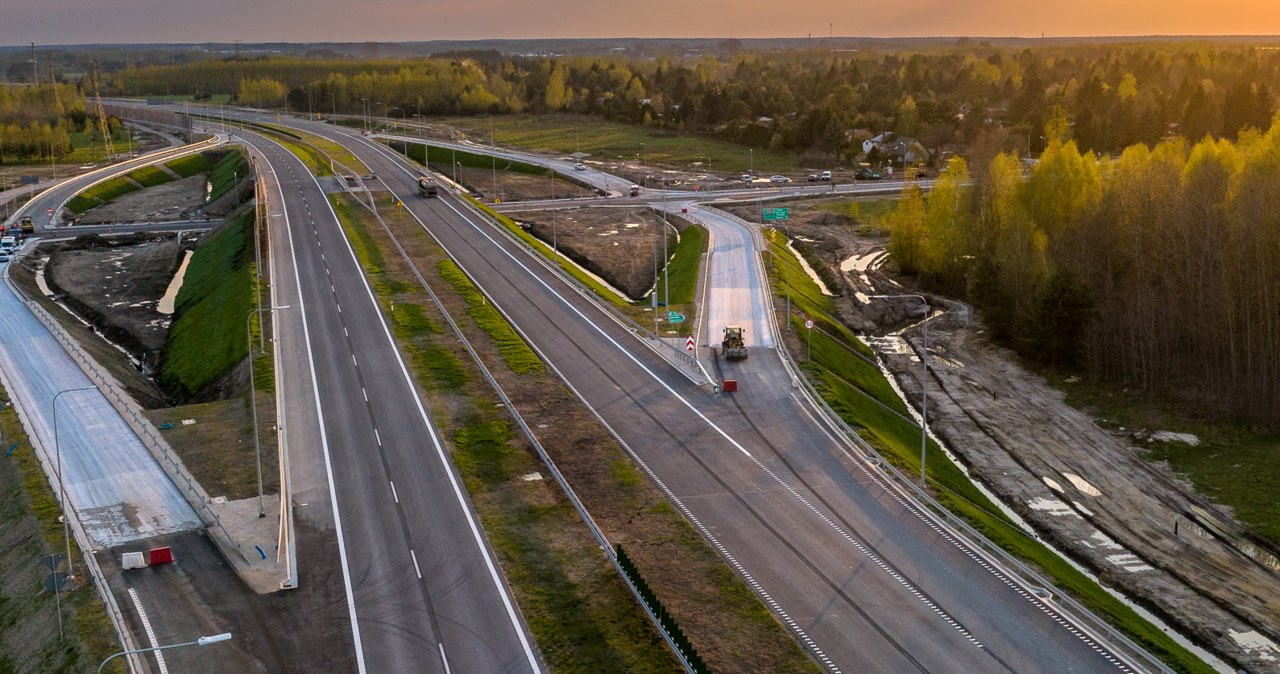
<box><xmin>165</xmin><ymin>152</ymin><xmax>215</xmax><ymax>178</ymax></box>
<box><xmin>159</xmin><ymin>210</ymin><xmax>254</xmax><ymax>399</ymax></box>
<box><xmin>653</xmin><ymin>222</ymin><xmax>705</xmax><ymax>306</ymax></box>
<box><xmin>67</xmin><ymin>175</ymin><xmax>141</xmax><ymax>214</ymax></box>
<box><xmin>437</xmin><ymin>259</ymin><xmax>543</xmax><ymax>375</ymax></box>
<box><xmin>127</xmin><ymin>164</ymin><xmax>175</xmax><ymax>187</ymax></box>
<box><xmin>208</xmin><ymin>148</ymin><xmax>248</xmax><ymax>201</ymax></box>
<box><xmin>327</xmin><ymin>192</ymin><xmax>680</xmax><ymax>671</ymax></box>
<box><xmin>771</xmin><ymin>232</ymin><xmax>1211</xmax><ymax>674</ymax></box>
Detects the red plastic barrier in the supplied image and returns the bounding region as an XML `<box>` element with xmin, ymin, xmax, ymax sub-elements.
<box><xmin>148</xmin><ymin>547</ymin><xmax>175</xmax><ymax>565</ymax></box>
<box><xmin>722</xmin><ymin>379</ymin><xmax>738</xmax><ymax>393</ymax></box>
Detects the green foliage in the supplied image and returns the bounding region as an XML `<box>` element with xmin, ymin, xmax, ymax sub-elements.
<box><xmin>653</xmin><ymin>222</ymin><xmax>705</xmax><ymax>305</ymax></box>
<box><xmin>437</xmin><ymin>259</ymin><xmax>543</xmax><ymax>375</ymax></box>
<box><xmin>208</xmin><ymin>148</ymin><xmax>248</xmax><ymax>201</ymax></box>
<box><xmin>127</xmin><ymin>164</ymin><xmax>174</xmax><ymax>187</ymax></box>
<box><xmin>164</xmin><ymin>152</ymin><xmax>215</xmax><ymax>178</ymax></box>
<box><xmin>406</xmin><ymin>142</ymin><xmax>548</xmax><ymax>177</ymax></box>
<box><xmin>67</xmin><ymin>175</ymin><xmax>142</xmax><ymax>213</ymax></box>
<box><xmin>1024</xmin><ymin>269</ymin><xmax>1094</xmax><ymax>367</ymax></box>
<box><xmin>160</xmin><ymin>211</ymin><xmax>254</xmax><ymax>399</ymax></box>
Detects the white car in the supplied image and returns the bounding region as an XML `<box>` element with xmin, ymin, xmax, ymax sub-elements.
<box><xmin>574</xmin><ymin>163</ymin><xmax>587</xmax><ymax>171</ymax></box>
<box><xmin>770</xmin><ymin>175</ymin><xmax>792</xmax><ymax>183</ymax></box>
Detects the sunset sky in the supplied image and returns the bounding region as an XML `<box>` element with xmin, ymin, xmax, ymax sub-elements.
<box><xmin>5</xmin><ymin>0</ymin><xmax>1280</xmax><ymax>45</ymax></box>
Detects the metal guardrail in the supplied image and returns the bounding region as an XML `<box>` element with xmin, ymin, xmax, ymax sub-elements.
<box><xmin>752</xmin><ymin>238</ymin><xmax>1173</xmax><ymax>672</ymax></box>
<box><xmin>3</xmin><ymin>245</ymin><xmax>248</xmax><ymax>567</ymax></box>
<box><xmin>0</xmin><ymin>260</ymin><xmax>148</xmax><ymax>674</ymax></box>
<box><xmin>352</xmin><ymin>172</ymin><xmax>701</xmax><ymax>673</ymax></box>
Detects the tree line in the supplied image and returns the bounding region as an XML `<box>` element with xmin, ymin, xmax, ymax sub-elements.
<box><xmin>890</xmin><ymin>110</ymin><xmax>1280</xmax><ymax>426</ymax></box>
<box><xmin>106</xmin><ymin>44</ymin><xmax>1280</xmax><ymax>159</ymax></box>
<box><xmin>0</xmin><ymin>84</ymin><xmax>117</xmax><ymax>163</ymax></box>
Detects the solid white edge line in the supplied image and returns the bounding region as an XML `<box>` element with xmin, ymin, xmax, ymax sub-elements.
<box><xmin>262</xmin><ymin>133</ymin><xmax>368</xmax><ymax>673</ymax></box>
<box><xmin>306</xmin><ymin>160</ymin><xmax>544</xmax><ymax>673</ymax></box>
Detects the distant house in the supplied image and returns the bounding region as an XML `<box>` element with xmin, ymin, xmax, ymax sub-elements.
<box><xmin>862</xmin><ymin>132</ymin><xmax>894</xmax><ymax>155</ymax></box>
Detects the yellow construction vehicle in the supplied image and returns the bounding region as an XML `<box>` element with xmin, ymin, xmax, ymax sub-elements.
<box><xmin>722</xmin><ymin>325</ymin><xmax>748</xmax><ymax>360</ymax></box>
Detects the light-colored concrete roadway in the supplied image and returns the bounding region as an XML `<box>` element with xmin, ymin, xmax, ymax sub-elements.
<box><xmin>0</xmin><ymin>262</ymin><xmax>201</xmax><ymax>546</ymax></box>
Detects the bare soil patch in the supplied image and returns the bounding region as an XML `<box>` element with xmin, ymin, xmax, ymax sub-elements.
<box><xmin>508</xmin><ymin>206</ymin><xmax>674</xmax><ymax>300</ymax></box>
<box><xmin>77</xmin><ymin>174</ymin><xmax>209</xmax><ymax>225</ymax></box>
<box><xmin>757</xmin><ymin>191</ymin><xmax>1280</xmax><ymax>669</ymax></box>
<box><xmin>450</xmin><ymin>165</ymin><xmax>597</xmax><ymax>202</ymax></box>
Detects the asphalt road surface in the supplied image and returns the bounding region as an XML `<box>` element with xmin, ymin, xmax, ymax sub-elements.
<box><xmin>0</xmin><ymin>261</ymin><xmax>200</xmax><ymax>546</ymax></box>
<box><xmin>295</xmin><ymin>122</ymin><xmax>1138</xmax><ymax>673</ymax></box>
<box><xmin>229</xmin><ymin>127</ymin><xmax>541</xmax><ymax>674</ymax></box>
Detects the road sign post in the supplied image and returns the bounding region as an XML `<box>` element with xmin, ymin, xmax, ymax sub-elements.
<box><xmin>805</xmin><ymin>319</ymin><xmax>813</xmax><ymax>359</ymax></box>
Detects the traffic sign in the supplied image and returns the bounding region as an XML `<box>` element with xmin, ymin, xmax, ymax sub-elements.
<box><xmin>686</xmin><ymin>335</ymin><xmax>696</xmax><ymax>352</ymax></box>
<box><xmin>668</xmin><ymin>311</ymin><xmax>685</xmax><ymax>324</ymax></box>
<box><xmin>805</xmin><ymin>320</ymin><xmax>814</xmax><ymax>330</ymax></box>
<box><xmin>762</xmin><ymin>207</ymin><xmax>789</xmax><ymax>221</ymax></box>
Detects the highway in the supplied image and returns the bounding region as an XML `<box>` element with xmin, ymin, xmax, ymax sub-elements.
<box><xmin>0</xmin><ymin>261</ymin><xmax>201</xmax><ymax>546</ymax></box>
<box><xmin>226</xmin><ymin>127</ymin><xmax>542</xmax><ymax>674</ymax></box>
<box><xmin>283</xmin><ymin>120</ymin><xmax>1137</xmax><ymax>673</ymax></box>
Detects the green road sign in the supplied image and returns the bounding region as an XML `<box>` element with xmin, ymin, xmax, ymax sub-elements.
<box><xmin>762</xmin><ymin>207</ymin><xmax>790</xmax><ymax>221</ymax></box>
<box><xmin>668</xmin><ymin>311</ymin><xmax>686</xmax><ymax>324</ymax></box>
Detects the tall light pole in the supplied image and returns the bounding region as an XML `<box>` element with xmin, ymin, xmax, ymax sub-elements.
<box><xmin>247</xmin><ymin>305</ymin><xmax>289</xmax><ymax>517</ymax></box>
<box><xmin>662</xmin><ymin>192</ymin><xmax>670</xmax><ymax>313</ymax></box>
<box><xmin>749</xmin><ymin>147</ymin><xmax>754</xmax><ymax>178</ymax></box>
<box><xmin>98</xmin><ymin>633</ymin><xmax>232</xmax><ymax>673</ymax></box>
<box><xmin>53</xmin><ymin>385</ymin><xmax>97</xmax><ymax>579</ymax></box>
<box><xmin>871</xmin><ymin>294</ymin><xmax>930</xmax><ymax>487</ymax></box>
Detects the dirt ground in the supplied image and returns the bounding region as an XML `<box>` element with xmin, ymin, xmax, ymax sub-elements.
<box><xmin>508</xmin><ymin>205</ymin><xmax>675</xmax><ymax>299</ymax></box>
<box><xmin>77</xmin><ymin>174</ymin><xmax>209</xmax><ymax>225</ymax></box>
<box><xmin>448</xmin><ymin>165</ymin><xmax>597</xmax><ymax>202</ymax></box>
<box><xmin>763</xmin><ymin>198</ymin><xmax>1280</xmax><ymax>670</ymax></box>
<box><xmin>40</xmin><ymin>233</ymin><xmax>200</xmax><ymax>370</ymax></box>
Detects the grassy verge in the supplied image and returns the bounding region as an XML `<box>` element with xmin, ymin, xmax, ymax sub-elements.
<box><xmin>0</xmin><ymin>385</ymin><xmax>124</xmax><ymax>673</ymax></box>
<box><xmin>1060</xmin><ymin>379</ymin><xmax>1280</xmax><ymax>547</ymax></box>
<box><xmin>439</xmin><ymin>113</ymin><xmax>801</xmax><ymax>172</ymax></box>
<box><xmin>818</xmin><ymin>196</ymin><xmax>899</xmax><ymax>233</ymax></box>
<box><xmin>165</xmin><ymin>152</ymin><xmax>215</xmax><ymax>178</ymax></box>
<box><xmin>404</xmin><ymin>142</ymin><xmax>548</xmax><ymax>177</ymax></box>
<box><xmin>208</xmin><ymin>148</ymin><xmax>248</xmax><ymax>201</ymax></box>
<box><xmin>654</xmin><ymin>222</ymin><xmax>705</xmax><ymax>306</ymax></box>
<box><xmin>333</xmin><ymin>192</ymin><xmax>819</xmax><ymax>672</ymax></box>
<box><xmin>67</xmin><ymin>175</ymin><xmax>141</xmax><ymax>214</ymax></box>
<box><xmin>765</xmin><ymin>229</ymin><xmax>870</xmax><ymax>355</ymax></box>
<box><xmin>770</xmin><ymin>234</ymin><xmax>1211</xmax><ymax>673</ymax></box>
<box><xmin>436</xmin><ymin>259</ymin><xmax>543</xmax><ymax>375</ymax></box>
<box><xmin>159</xmin><ymin>210</ymin><xmax>255</xmax><ymax>399</ymax></box>
<box><xmin>127</xmin><ymin>164</ymin><xmax>174</xmax><ymax>187</ymax></box>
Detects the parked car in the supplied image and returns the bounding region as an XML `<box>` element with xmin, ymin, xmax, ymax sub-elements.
<box><xmin>820</xmin><ymin>170</ymin><xmax>833</xmax><ymax>181</ymax></box>
<box><xmin>741</xmin><ymin>174</ymin><xmax>753</xmax><ymax>184</ymax></box>
<box><xmin>807</xmin><ymin>174</ymin><xmax>819</xmax><ymax>182</ymax></box>
<box><xmin>574</xmin><ymin>163</ymin><xmax>586</xmax><ymax>171</ymax></box>
<box><xmin>770</xmin><ymin>175</ymin><xmax>791</xmax><ymax>183</ymax></box>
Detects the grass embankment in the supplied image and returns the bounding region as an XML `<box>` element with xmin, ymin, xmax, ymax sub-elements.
<box><xmin>66</xmin><ymin>175</ymin><xmax>141</xmax><ymax>214</ymax></box>
<box><xmin>332</xmin><ymin>193</ymin><xmax>818</xmax><ymax>673</ymax></box>
<box><xmin>654</xmin><ymin>222</ymin><xmax>704</xmax><ymax>306</ymax></box>
<box><xmin>1061</xmin><ymin>381</ymin><xmax>1280</xmax><ymax>547</ymax></box>
<box><xmin>127</xmin><ymin>164</ymin><xmax>175</xmax><ymax>188</ymax></box>
<box><xmin>159</xmin><ymin>210</ymin><xmax>255</xmax><ymax>400</ymax></box>
<box><xmin>764</xmin><ymin>230</ymin><xmax>1211</xmax><ymax>673</ymax></box>
<box><xmin>165</xmin><ymin>152</ymin><xmax>215</xmax><ymax>178</ymax></box>
<box><xmin>0</xmin><ymin>385</ymin><xmax>124</xmax><ymax>673</ymax></box>
<box><xmin>208</xmin><ymin>148</ymin><xmax>248</xmax><ymax>202</ymax></box>
<box><xmin>440</xmin><ymin>113</ymin><xmax>800</xmax><ymax>172</ymax></box>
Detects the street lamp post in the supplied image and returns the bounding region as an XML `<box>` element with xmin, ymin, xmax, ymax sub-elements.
<box><xmin>749</xmin><ymin>148</ymin><xmax>754</xmax><ymax>178</ymax></box>
<box><xmin>53</xmin><ymin>385</ymin><xmax>97</xmax><ymax>578</ymax></box>
<box><xmin>871</xmin><ymin>294</ymin><xmax>930</xmax><ymax>487</ymax></box>
<box><xmin>98</xmin><ymin>633</ymin><xmax>232</xmax><ymax>673</ymax></box>
<box><xmin>247</xmin><ymin>306</ymin><xmax>289</xmax><ymax>517</ymax></box>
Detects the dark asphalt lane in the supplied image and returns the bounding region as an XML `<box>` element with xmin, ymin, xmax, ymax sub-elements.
<box><xmin>238</xmin><ymin>129</ymin><xmax>541</xmax><ymax>674</ymax></box>
<box><xmin>307</xmin><ymin>125</ymin><xmax>1132</xmax><ymax>674</ymax></box>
